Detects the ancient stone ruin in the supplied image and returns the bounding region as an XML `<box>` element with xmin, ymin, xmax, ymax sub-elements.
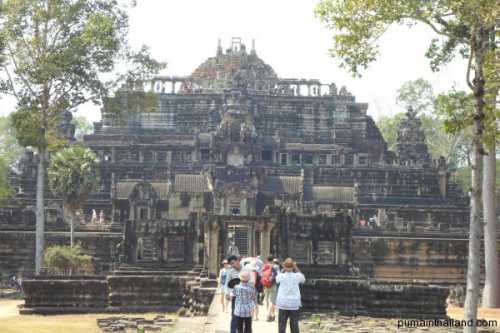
<box><xmin>0</xmin><ymin>37</ymin><xmax>471</xmax><ymax>317</ymax></box>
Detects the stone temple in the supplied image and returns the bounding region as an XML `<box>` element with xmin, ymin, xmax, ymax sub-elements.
<box><xmin>1</xmin><ymin>38</ymin><xmax>470</xmax><ymax>286</ymax></box>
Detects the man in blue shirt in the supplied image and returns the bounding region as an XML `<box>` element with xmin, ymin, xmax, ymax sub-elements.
<box><xmin>233</xmin><ymin>270</ymin><xmax>256</xmax><ymax>333</ymax></box>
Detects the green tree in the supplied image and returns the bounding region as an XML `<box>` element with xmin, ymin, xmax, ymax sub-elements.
<box><xmin>376</xmin><ymin>113</ymin><xmax>405</xmax><ymax>151</ymax></box>
<box><xmin>0</xmin><ymin>0</ymin><xmax>129</xmax><ymax>275</ymax></box>
<box><xmin>0</xmin><ymin>115</ymin><xmax>22</xmax><ymax>199</ymax></box>
<box><xmin>48</xmin><ymin>146</ymin><xmax>99</xmax><ymax>247</ymax></box>
<box><xmin>72</xmin><ymin>115</ymin><xmax>93</xmax><ymax>140</ymax></box>
<box><xmin>396</xmin><ymin>78</ymin><xmax>434</xmax><ymax>114</ymax></box>
<box><xmin>316</xmin><ymin>0</ymin><xmax>498</xmax><ymax>326</ymax></box>
<box><xmin>44</xmin><ymin>244</ymin><xmax>92</xmax><ymax>275</ymax></box>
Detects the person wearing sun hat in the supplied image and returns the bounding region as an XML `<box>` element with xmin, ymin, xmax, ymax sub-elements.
<box><xmin>275</xmin><ymin>258</ymin><xmax>305</xmax><ymax>333</ymax></box>
<box><xmin>233</xmin><ymin>270</ymin><xmax>257</xmax><ymax>333</ymax></box>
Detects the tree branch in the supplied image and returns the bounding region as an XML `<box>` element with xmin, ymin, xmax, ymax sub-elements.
<box><xmin>6</xmin><ymin>43</ymin><xmax>38</xmax><ymax>98</ymax></box>
<box><xmin>1</xmin><ymin>66</ymin><xmax>21</xmax><ymax>102</ymax></box>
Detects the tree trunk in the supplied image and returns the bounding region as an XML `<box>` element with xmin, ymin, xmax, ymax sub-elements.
<box><xmin>482</xmin><ymin>142</ymin><xmax>498</xmax><ymax>308</ymax></box>
<box><xmin>35</xmin><ymin>147</ymin><xmax>46</xmax><ymax>275</ymax></box>
<box><xmin>464</xmin><ymin>140</ymin><xmax>483</xmax><ymax>333</ymax></box>
<box><xmin>464</xmin><ymin>31</ymin><xmax>488</xmax><ymax>331</ymax></box>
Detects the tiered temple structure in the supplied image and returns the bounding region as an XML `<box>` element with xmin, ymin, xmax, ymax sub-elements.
<box><xmin>1</xmin><ymin>38</ymin><xmax>469</xmax><ymax>281</ymax></box>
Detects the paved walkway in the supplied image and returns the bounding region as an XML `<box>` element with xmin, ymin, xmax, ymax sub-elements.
<box><xmin>207</xmin><ymin>295</ymin><xmax>278</xmax><ymax>333</ymax></box>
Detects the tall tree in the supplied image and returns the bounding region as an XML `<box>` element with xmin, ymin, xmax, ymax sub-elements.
<box><xmin>48</xmin><ymin>146</ymin><xmax>99</xmax><ymax>247</ymax></box>
<box><xmin>0</xmin><ymin>115</ymin><xmax>22</xmax><ymax>199</ymax></box>
<box><xmin>396</xmin><ymin>78</ymin><xmax>435</xmax><ymax>114</ymax></box>
<box><xmin>436</xmin><ymin>87</ymin><xmax>500</xmax><ymax>308</ymax></box>
<box><xmin>72</xmin><ymin>115</ymin><xmax>93</xmax><ymax>140</ymax></box>
<box><xmin>316</xmin><ymin>0</ymin><xmax>498</xmax><ymax>329</ymax></box>
<box><xmin>0</xmin><ymin>0</ymin><xmax>129</xmax><ymax>275</ymax></box>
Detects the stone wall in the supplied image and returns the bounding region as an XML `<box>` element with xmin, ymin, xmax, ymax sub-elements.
<box><xmin>352</xmin><ymin>235</ymin><xmax>468</xmax><ymax>283</ymax></box>
<box><xmin>21</xmin><ymin>270</ymin><xmax>217</xmax><ymax>315</ymax></box>
<box><xmin>107</xmin><ymin>275</ymin><xmax>187</xmax><ymax>312</ymax></box>
<box><xmin>301</xmin><ymin>278</ymin><xmax>449</xmax><ymax>319</ymax></box>
<box><xmin>22</xmin><ymin>276</ymin><xmax>108</xmax><ymax>314</ymax></box>
<box><xmin>0</xmin><ymin>219</ymin><xmax>122</xmax><ymax>278</ymax></box>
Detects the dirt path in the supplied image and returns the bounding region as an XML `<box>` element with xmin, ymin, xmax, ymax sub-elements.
<box><xmin>0</xmin><ymin>299</ymin><xmax>22</xmax><ymax>318</ymax></box>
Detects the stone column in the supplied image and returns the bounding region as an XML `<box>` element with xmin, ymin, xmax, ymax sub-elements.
<box><xmin>207</xmin><ymin>219</ymin><xmax>220</xmax><ymax>278</ymax></box>
<box><xmin>111</xmin><ymin>147</ymin><xmax>116</xmax><ymax>162</ymax></box>
<box><xmin>335</xmin><ymin>240</ymin><xmax>341</xmax><ymax>265</ymax></box>
<box><xmin>259</xmin><ymin>221</ymin><xmax>273</xmax><ymax>258</ymax></box>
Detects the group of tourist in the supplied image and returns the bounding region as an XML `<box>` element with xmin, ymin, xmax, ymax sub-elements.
<box><xmin>218</xmin><ymin>255</ymin><xmax>305</xmax><ymax>333</ymax></box>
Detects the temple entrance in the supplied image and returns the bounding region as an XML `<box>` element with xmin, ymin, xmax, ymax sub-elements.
<box><xmin>204</xmin><ymin>215</ymin><xmax>275</xmax><ymax>278</ymax></box>
<box><xmin>226</xmin><ymin>224</ymin><xmax>252</xmax><ymax>257</ymax></box>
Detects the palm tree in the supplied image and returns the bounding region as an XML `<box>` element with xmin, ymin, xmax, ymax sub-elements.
<box><xmin>48</xmin><ymin>147</ymin><xmax>99</xmax><ymax>247</ymax></box>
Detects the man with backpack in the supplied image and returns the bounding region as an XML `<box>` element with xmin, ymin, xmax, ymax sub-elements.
<box><xmin>261</xmin><ymin>256</ymin><xmax>279</xmax><ymax>322</ymax></box>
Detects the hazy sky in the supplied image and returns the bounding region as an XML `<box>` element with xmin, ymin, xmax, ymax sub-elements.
<box><xmin>0</xmin><ymin>0</ymin><xmax>468</xmax><ymax>123</ymax></box>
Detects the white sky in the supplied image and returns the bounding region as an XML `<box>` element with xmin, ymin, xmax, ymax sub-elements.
<box><xmin>0</xmin><ymin>0</ymin><xmax>468</xmax><ymax>123</ymax></box>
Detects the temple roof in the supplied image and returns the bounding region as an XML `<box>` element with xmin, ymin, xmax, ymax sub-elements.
<box><xmin>191</xmin><ymin>37</ymin><xmax>278</xmax><ymax>91</ymax></box>
<box><xmin>174</xmin><ymin>174</ymin><xmax>209</xmax><ymax>193</ymax></box>
<box><xmin>260</xmin><ymin>176</ymin><xmax>303</xmax><ymax>194</ymax></box>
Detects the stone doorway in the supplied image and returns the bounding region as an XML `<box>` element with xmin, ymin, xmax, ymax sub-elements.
<box><xmin>226</xmin><ymin>223</ymin><xmax>253</xmax><ymax>258</ymax></box>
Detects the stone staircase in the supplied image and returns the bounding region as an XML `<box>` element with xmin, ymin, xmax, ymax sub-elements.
<box><xmin>112</xmin><ymin>262</ymin><xmax>191</xmax><ymax>276</ymax></box>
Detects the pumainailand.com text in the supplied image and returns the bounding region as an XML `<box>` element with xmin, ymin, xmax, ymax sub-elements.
<box><xmin>397</xmin><ymin>319</ymin><xmax>498</xmax><ymax>329</ymax></box>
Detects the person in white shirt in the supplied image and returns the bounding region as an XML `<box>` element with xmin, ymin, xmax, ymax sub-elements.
<box><xmin>275</xmin><ymin>258</ymin><xmax>305</xmax><ymax>333</ymax></box>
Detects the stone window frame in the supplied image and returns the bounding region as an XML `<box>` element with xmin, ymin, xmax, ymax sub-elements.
<box><xmin>201</xmin><ymin>149</ymin><xmax>210</xmax><ymax>161</ymax></box>
<box><xmin>280</xmin><ymin>153</ymin><xmax>288</xmax><ymax>166</ymax></box>
<box><xmin>356</xmin><ymin>153</ymin><xmax>369</xmax><ymax>166</ymax></box>
<box><xmin>291</xmin><ymin>152</ymin><xmax>301</xmax><ymax>165</ymax></box>
<box><xmin>143</xmin><ymin>150</ymin><xmax>154</xmax><ymax>162</ymax></box>
<box><xmin>156</xmin><ymin>151</ymin><xmax>167</xmax><ymax>162</ymax></box>
<box><xmin>318</xmin><ymin>154</ymin><xmax>327</xmax><ymax>165</ymax></box>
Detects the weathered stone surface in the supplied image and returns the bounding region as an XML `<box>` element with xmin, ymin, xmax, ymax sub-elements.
<box><xmin>301</xmin><ymin>278</ymin><xmax>449</xmax><ymax>319</ymax></box>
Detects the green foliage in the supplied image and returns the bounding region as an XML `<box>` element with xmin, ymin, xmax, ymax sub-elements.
<box><xmin>0</xmin><ymin>156</ymin><xmax>11</xmax><ymax>200</ymax></box>
<box><xmin>72</xmin><ymin>116</ymin><xmax>93</xmax><ymax>141</ymax></box>
<box><xmin>396</xmin><ymin>79</ymin><xmax>434</xmax><ymax>114</ymax></box>
<box><xmin>455</xmin><ymin>161</ymin><xmax>500</xmax><ymax>192</ymax></box>
<box><xmin>0</xmin><ymin>0</ymin><xmax>130</xmax><ymax>149</ymax></box>
<box><xmin>103</xmin><ymin>46</ymin><xmax>167</xmax><ymax>120</ymax></box>
<box><xmin>435</xmin><ymin>90</ymin><xmax>475</xmax><ymax>135</ymax></box>
<box><xmin>315</xmin><ymin>0</ymin><xmax>497</xmax><ymax>76</ymax></box>
<box><xmin>315</xmin><ymin>0</ymin><xmax>498</xmax><ymax>145</ymax></box>
<box><xmin>44</xmin><ymin>244</ymin><xmax>92</xmax><ymax>275</ymax></box>
<box><xmin>48</xmin><ymin>146</ymin><xmax>99</xmax><ymax>212</ymax></box>
<box><xmin>0</xmin><ymin>115</ymin><xmax>22</xmax><ymax>200</ymax></box>
<box><xmin>376</xmin><ymin>113</ymin><xmax>405</xmax><ymax>151</ymax></box>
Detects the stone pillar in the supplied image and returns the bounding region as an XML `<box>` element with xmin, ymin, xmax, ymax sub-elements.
<box><xmin>260</xmin><ymin>222</ymin><xmax>273</xmax><ymax>258</ymax></box>
<box><xmin>207</xmin><ymin>219</ymin><xmax>220</xmax><ymax>278</ymax></box>
<box><xmin>111</xmin><ymin>147</ymin><xmax>116</xmax><ymax>162</ymax></box>
<box><xmin>240</xmin><ymin>198</ymin><xmax>247</xmax><ymax>216</ymax></box>
<box><xmin>171</xmin><ymin>81</ymin><xmax>175</xmax><ymax>94</ymax></box>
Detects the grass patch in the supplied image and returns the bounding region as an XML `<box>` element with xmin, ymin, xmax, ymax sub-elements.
<box><xmin>0</xmin><ymin>300</ymin><xmax>176</xmax><ymax>333</ymax></box>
